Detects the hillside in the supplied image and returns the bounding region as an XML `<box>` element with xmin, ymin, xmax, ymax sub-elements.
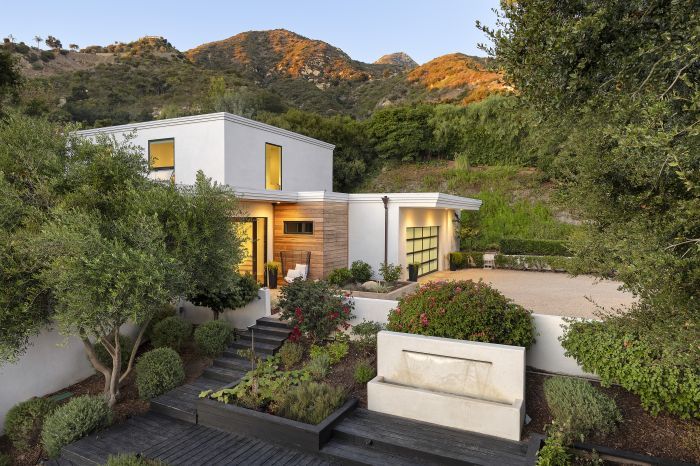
<box><xmin>4</xmin><ymin>30</ymin><xmax>510</xmax><ymax>123</ymax></box>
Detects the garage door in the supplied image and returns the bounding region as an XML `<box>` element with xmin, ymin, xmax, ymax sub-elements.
<box><xmin>406</xmin><ymin>226</ymin><xmax>439</xmax><ymax>276</ymax></box>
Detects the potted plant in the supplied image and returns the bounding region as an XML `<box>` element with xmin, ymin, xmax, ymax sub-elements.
<box><xmin>407</xmin><ymin>262</ymin><xmax>421</xmax><ymax>281</ymax></box>
<box><xmin>449</xmin><ymin>252</ymin><xmax>463</xmax><ymax>271</ymax></box>
<box><xmin>265</xmin><ymin>261</ymin><xmax>280</xmax><ymax>289</ymax></box>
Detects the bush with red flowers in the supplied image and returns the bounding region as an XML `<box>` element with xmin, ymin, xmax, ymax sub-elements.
<box><xmin>279</xmin><ymin>278</ymin><xmax>355</xmax><ymax>341</ymax></box>
<box><xmin>387</xmin><ymin>280</ymin><xmax>535</xmax><ymax>348</ymax></box>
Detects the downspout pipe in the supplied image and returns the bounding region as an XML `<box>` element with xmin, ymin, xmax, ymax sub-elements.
<box><xmin>382</xmin><ymin>196</ymin><xmax>389</xmax><ymax>265</ymax></box>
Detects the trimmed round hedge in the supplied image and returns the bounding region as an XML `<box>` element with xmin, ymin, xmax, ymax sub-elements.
<box><xmin>151</xmin><ymin>316</ymin><xmax>192</xmax><ymax>351</ymax></box>
<box><xmin>387</xmin><ymin>280</ymin><xmax>535</xmax><ymax>348</ymax></box>
<box><xmin>41</xmin><ymin>395</ymin><xmax>112</xmax><ymax>458</ymax></box>
<box><xmin>194</xmin><ymin>320</ymin><xmax>233</xmax><ymax>357</ymax></box>
<box><xmin>4</xmin><ymin>397</ymin><xmax>56</xmax><ymax>451</ymax></box>
<box><xmin>135</xmin><ymin>348</ymin><xmax>185</xmax><ymax>399</ymax></box>
<box><xmin>94</xmin><ymin>334</ymin><xmax>133</xmax><ymax>371</ymax></box>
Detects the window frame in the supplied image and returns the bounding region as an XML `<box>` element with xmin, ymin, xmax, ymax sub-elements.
<box><xmin>265</xmin><ymin>142</ymin><xmax>283</xmax><ymax>190</ymax></box>
<box><xmin>148</xmin><ymin>138</ymin><xmax>175</xmax><ymax>171</ymax></box>
<box><xmin>283</xmin><ymin>221</ymin><xmax>314</xmax><ymax>235</ymax></box>
<box><xmin>406</xmin><ymin>226</ymin><xmax>439</xmax><ymax>277</ymax></box>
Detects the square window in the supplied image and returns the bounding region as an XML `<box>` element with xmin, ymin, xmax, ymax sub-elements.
<box><xmin>149</xmin><ymin>139</ymin><xmax>174</xmax><ymax>170</ymax></box>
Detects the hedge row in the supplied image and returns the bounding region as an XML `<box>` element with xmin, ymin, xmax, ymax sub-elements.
<box><xmin>449</xmin><ymin>252</ymin><xmax>484</xmax><ymax>268</ymax></box>
<box><xmin>494</xmin><ymin>254</ymin><xmax>571</xmax><ymax>272</ymax></box>
<box><xmin>499</xmin><ymin>238</ymin><xmax>571</xmax><ymax>256</ymax></box>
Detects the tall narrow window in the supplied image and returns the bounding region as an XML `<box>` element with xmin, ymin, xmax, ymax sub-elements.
<box><xmin>265</xmin><ymin>143</ymin><xmax>282</xmax><ymax>190</ymax></box>
<box><xmin>148</xmin><ymin>138</ymin><xmax>175</xmax><ymax>182</ymax></box>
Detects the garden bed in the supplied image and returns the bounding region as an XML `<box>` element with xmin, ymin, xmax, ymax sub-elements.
<box><xmin>344</xmin><ymin>281</ymin><xmax>418</xmax><ymax>300</ymax></box>
<box><xmin>0</xmin><ymin>340</ymin><xmax>210</xmax><ymax>466</ymax></box>
<box><xmin>197</xmin><ymin>396</ymin><xmax>357</xmax><ymax>452</ymax></box>
<box><xmin>524</xmin><ymin>372</ymin><xmax>700</xmax><ymax>464</ymax></box>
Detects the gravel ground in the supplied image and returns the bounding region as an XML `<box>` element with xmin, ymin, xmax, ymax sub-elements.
<box><xmin>420</xmin><ymin>269</ymin><xmax>636</xmax><ymax>318</ymax></box>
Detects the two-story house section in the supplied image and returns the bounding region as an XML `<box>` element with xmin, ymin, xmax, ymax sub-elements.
<box><xmin>76</xmin><ymin>112</ymin><xmax>481</xmax><ymax>284</ymax></box>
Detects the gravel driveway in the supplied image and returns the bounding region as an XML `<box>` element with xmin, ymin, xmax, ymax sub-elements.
<box><xmin>420</xmin><ymin>269</ymin><xmax>636</xmax><ymax>318</ymax></box>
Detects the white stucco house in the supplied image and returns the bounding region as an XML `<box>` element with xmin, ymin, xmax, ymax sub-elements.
<box><xmin>76</xmin><ymin>112</ymin><xmax>481</xmax><ymax>282</ymax></box>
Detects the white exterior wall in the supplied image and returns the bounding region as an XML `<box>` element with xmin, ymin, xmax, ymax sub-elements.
<box><xmin>179</xmin><ymin>288</ymin><xmax>271</xmax><ymax>329</ymax></box>
<box><xmin>347</xmin><ymin>199</ymin><xmax>393</xmax><ymax>279</ymax></box>
<box><xmin>223</xmin><ymin>119</ymin><xmax>333</xmax><ymax>192</ymax></box>
<box><xmin>398</xmin><ymin>207</ymin><xmax>459</xmax><ymax>279</ymax></box>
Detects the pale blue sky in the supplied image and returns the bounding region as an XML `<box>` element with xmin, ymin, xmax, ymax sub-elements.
<box><xmin>1</xmin><ymin>1</ymin><xmax>500</xmax><ymax>64</ymax></box>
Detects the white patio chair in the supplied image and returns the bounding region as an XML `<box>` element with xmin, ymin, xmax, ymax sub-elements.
<box><xmin>284</xmin><ymin>263</ymin><xmax>309</xmax><ymax>283</ymax></box>
<box><xmin>483</xmin><ymin>253</ymin><xmax>496</xmax><ymax>269</ymax></box>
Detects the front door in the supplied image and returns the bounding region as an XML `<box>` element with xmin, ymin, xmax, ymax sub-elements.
<box><xmin>235</xmin><ymin>217</ymin><xmax>267</xmax><ymax>284</ymax></box>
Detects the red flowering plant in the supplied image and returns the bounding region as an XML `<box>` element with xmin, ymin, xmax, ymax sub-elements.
<box><xmin>387</xmin><ymin>280</ymin><xmax>535</xmax><ymax>348</ymax></box>
<box><xmin>279</xmin><ymin>278</ymin><xmax>355</xmax><ymax>342</ymax></box>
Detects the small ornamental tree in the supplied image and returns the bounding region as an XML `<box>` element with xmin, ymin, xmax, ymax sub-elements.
<box><xmin>279</xmin><ymin>278</ymin><xmax>355</xmax><ymax>341</ymax></box>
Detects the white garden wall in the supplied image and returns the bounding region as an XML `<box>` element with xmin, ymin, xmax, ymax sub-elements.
<box><xmin>0</xmin><ymin>328</ymin><xmax>95</xmax><ymax>433</ymax></box>
<box><xmin>180</xmin><ymin>288</ymin><xmax>271</xmax><ymax>329</ymax></box>
<box><xmin>349</xmin><ymin>296</ymin><xmax>596</xmax><ymax>378</ymax></box>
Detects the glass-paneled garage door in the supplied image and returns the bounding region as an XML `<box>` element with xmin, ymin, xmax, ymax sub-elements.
<box><xmin>406</xmin><ymin>226</ymin><xmax>439</xmax><ymax>276</ymax></box>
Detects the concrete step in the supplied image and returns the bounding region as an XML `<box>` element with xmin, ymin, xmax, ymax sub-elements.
<box><xmin>201</xmin><ymin>365</ymin><xmax>246</xmax><ymax>383</ymax></box>
<box><xmin>229</xmin><ymin>340</ymin><xmax>278</xmax><ymax>355</ymax></box>
<box><xmin>213</xmin><ymin>355</ymin><xmax>252</xmax><ymax>372</ymax></box>
<box><xmin>236</xmin><ymin>329</ymin><xmax>287</xmax><ymax>346</ymax></box>
<box><xmin>246</xmin><ymin>324</ymin><xmax>292</xmax><ymax>339</ymax></box>
<box><xmin>256</xmin><ymin>316</ymin><xmax>292</xmax><ymax>329</ymax></box>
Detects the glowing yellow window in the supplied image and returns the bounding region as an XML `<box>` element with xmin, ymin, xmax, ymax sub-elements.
<box><xmin>265</xmin><ymin>143</ymin><xmax>282</xmax><ymax>190</ymax></box>
<box><xmin>149</xmin><ymin>139</ymin><xmax>174</xmax><ymax>170</ymax></box>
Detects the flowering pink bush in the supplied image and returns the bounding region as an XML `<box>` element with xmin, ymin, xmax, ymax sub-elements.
<box><xmin>387</xmin><ymin>280</ymin><xmax>535</xmax><ymax>347</ymax></box>
<box><xmin>279</xmin><ymin>278</ymin><xmax>355</xmax><ymax>341</ymax></box>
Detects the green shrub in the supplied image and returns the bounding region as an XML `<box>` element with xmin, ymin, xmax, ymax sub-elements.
<box><xmin>379</xmin><ymin>262</ymin><xmax>402</xmax><ymax>283</ymax></box>
<box><xmin>279</xmin><ymin>279</ymin><xmax>355</xmax><ymax>341</ymax></box>
<box><xmin>151</xmin><ymin>316</ymin><xmax>192</xmax><ymax>351</ymax></box>
<box><xmin>194</xmin><ymin>320</ymin><xmax>232</xmax><ymax>357</ymax></box>
<box><xmin>562</xmin><ymin>317</ymin><xmax>699</xmax><ymax>418</ymax></box>
<box><xmin>41</xmin><ymin>395</ymin><xmax>112</xmax><ymax>458</ymax></box>
<box><xmin>544</xmin><ymin>376</ymin><xmax>621</xmax><ymax>440</ymax></box>
<box><xmin>278</xmin><ymin>341</ymin><xmax>304</xmax><ymax>369</ymax></box>
<box><xmin>499</xmin><ymin>238</ymin><xmax>571</xmax><ymax>256</ymax></box>
<box><xmin>0</xmin><ymin>453</ymin><xmax>9</xmax><ymax>466</ymax></box>
<box><xmin>135</xmin><ymin>348</ymin><xmax>185</xmax><ymax>399</ymax></box>
<box><xmin>536</xmin><ymin>427</ymin><xmax>571</xmax><ymax>466</ymax></box>
<box><xmin>351</xmin><ymin>320</ymin><xmax>384</xmax><ymax>350</ymax></box>
<box><xmin>449</xmin><ymin>252</ymin><xmax>484</xmax><ymax>268</ymax></box>
<box><xmin>387</xmin><ymin>280</ymin><xmax>535</xmax><ymax>348</ymax></box>
<box><xmin>277</xmin><ymin>382</ymin><xmax>346</xmax><ymax>425</ymax></box>
<box><xmin>106</xmin><ymin>454</ymin><xmax>160</xmax><ymax>466</ymax></box>
<box><xmin>4</xmin><ymin>397</ymin><xmax>57</xmax><ymax>451</ymax></box>
<box><xmin>306</xmin><ymin>352</ymin><xmax>330</xmax><ymax>380</ymax></box>
<box><xmin>327</xmin><ymin>268</ymin><xmax>353</xmax><ymax>287</ymax></box>
<box><xmin>310</xmin><ymin>341</ymin><xmax>348</xmax><ymax>365</ymax></box>
<box><xmin>495</xmin><ymin>254</ymin><xmax>571</xmax><ymax>272</ymax></box>
<box><xmin>94</xmin><ymin>334</ymin><xmax>133</xmax><ymax>371</ymax></box>
<box><xmin>146</xmin><ymin>303</ymin><xmax>176</xmax><ymax>341</ymax></box>
<box><xmin>353</xmin><ymin>360</ymin><xmax>376</xmax><ymax>384</ymax></box>
<box><xmin>350</xmin><ymin>260</ymin><xmax>373</xmax><ymax>283</ymax></box>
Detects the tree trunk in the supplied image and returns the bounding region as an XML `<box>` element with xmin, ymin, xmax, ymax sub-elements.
<box><xmin>81</xmin><ymin>336</ymin><xmax>112</xmax><ymax>395</ymax></box>
<box><xmin>119</xmin><ymin>319</ymin><xmax>151</xmax><ymax>386</ymax></box>
<box><xmin>108</xmin><ymin>331</ymin><xmax>121</xmax><ymax>407</ymax></box>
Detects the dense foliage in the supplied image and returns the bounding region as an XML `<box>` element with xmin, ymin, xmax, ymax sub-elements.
<box><xmin>41</xmin><ymin>395</ymin><xmax>112</xmax><ymax>458</ymax></box>
<box><xmin>4</xmin><ymin>398</ymin><xmax>56</xmax><ymax>451</ymax></box>
<box><xmin>193</xmin><ymin>320</ymin><xmax>233</xmax><ymax>357</ymax></box>
<box><xmin>349</xmin><ymin>260</ymin><xmax>373</xmax><ymax>283</ymax></box>
<box><xmin>94</xmin><ymin>335</ymin><xmax>133</xmax><ymax>371</ymax></box>
<box><xmin>278</xmin><ymin>341</ymin><xmax>303</xmax><ymax>369</ymax></box>
<box><xmin>498</xmin><ymin>238</ymin><xmax>570</xmax><ymax>257</ymax></box>
<box><xmin>151</xmin><ymin>317</ymin><xmax>192</xmax><ymax>352</ymax></box>
<box><xmin>387</xmin><ymin>280</ymin><xmax>535</xmax><ymax>348</ymax></box>
<box><xmin>327</xmin><ymin>267</ymin><xmax>353</xmax><ymax>287</ymax></box>
<box><xmin>135</xmin><ymin>348</ymin><xmax>185</xmax><ymax>399</ymax></box>
<box><xmin>481</xmin><ymin>0</ymin><xmax>699</xmax><ymax>417</ymax></box>
<box><xmin>353</xmin><ymin>360</ymin><xmax>376</xmax><ymax>384</ymax></box>
<box><xmin>378</xmin><ymin>262</ymin><xmax>402</xmax><ymax>283</ymax></box>
<box><xmin>543</xmin><ymin>376</ymin><xmax>621</xmax><ymax>441</ymax></box>
<box><xmin>276</xmin><ymin>382</ymin><xmax>346</xmax><ymax>425</ymax></box>
<box><xmin>351</xmin><ymin>320</ymin><xmax>385</xmax><ymax>350</ymax></box>
<box><xmin>278</xmin><ymin>279</ymin><xmax>355</xmax><ymax>341</ymax></box>
<box><xmin>562</xmin><ymin>314</ymin><xmax>699</xmax><ymax>418</ymax></box>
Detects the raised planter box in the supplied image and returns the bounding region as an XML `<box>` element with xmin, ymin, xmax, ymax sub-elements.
<box><xmin>347</xmin><ymin>281</ymin><xmax>419</xmax><ymax>300</ymax></box>
<box><xmin>526</xmin><ymin>434</ymin><xmax>692</xmax><ymax>466</ymax></box>
<box><xmin>197</xmin><ymin>396</ymin><xmax>358</xmax><ymax>452</ymax></box>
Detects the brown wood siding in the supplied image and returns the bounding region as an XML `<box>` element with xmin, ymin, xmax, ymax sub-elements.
<box><xmin>273</xmin><ymin>201</ymin><xmax>348</xmax><ymax>280</ymax></box>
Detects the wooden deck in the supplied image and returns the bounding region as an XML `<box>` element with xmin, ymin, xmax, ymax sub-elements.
<box><xmin>48</xmin><ymin>412</ymin><xmax>331</xmax><ymax>465</ymax></box>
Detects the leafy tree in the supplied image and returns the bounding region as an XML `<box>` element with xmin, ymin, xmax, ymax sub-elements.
<box><xmin>44</xmin><ymin>36</ymin><xmax>62</xmax><ymax>50</ymax></box>
<box><xmin>365</xmin><ymin>104</ymin><xmax>437</xmax><ymax>161</ymax></box>
<box><xmin>0</xmin><ymin>49</ymin><xmax>21</xmax><ymax>105</ymax></box>
<box><xmin>480</xmin><ymin>0</ymin><xmax>699</xmax><ymax>414</ymax></box>
<box><xmin>69</xmin><ymin>44</ymin><xmax>79</xmax><ymax>52</ymax></box>
<box><xmin>34</xmin><ymin>36</ymin><xmax>43</xmax><ymax>49</ymax></box>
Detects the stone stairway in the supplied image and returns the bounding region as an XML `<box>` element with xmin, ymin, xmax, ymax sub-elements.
<box><xmin>150</xmin><ymin>316</ymin><xmax>291</xmax><ymax>423</ymax></box>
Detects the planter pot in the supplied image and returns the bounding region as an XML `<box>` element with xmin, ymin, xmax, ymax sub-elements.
<box><xmin>197</xmin><ymin>397</ymin><xmax>357</xmax><ymax>452</ymax></box>
<box><xmin>408</xmin><ymin>264</ymin><xmax>419</xmax><ymax>282</ymax></box>
<box><xmin>449</xmin><ymin>256</ymin><xmax>458</xmax><ymax>271</ymax></box>
<box><xmin>266</xmin><ymin>269</ymin><xmax>278</xmax><ymax>289</ymax></box>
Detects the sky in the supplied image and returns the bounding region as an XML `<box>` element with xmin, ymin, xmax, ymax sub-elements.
<box><xmin>0</xmin><ymin>0</ymin><xmax>500</xmax><ymax>64</ymax></box>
